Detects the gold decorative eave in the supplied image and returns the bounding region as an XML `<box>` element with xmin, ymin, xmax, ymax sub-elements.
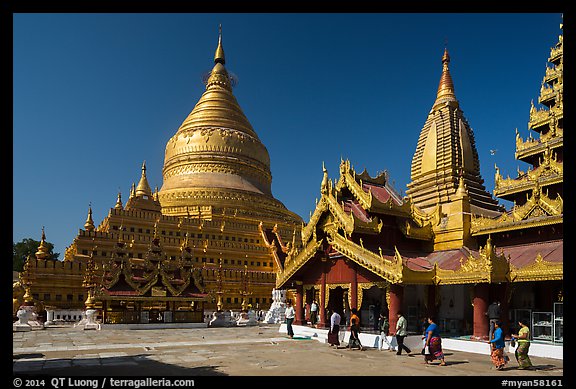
<box><xmin>538</xmin><ymin>81</ymin><xmax>562</xmax><ymax>105</ymax></box>
<box><xmin>516</xmin><ymin>137</ymin><xmax>563</xmax><ymax>161</ymax></box>
<box><xmin>301</xmin><ymin>196</ymin><xmax>328</xmax><ymax>244</ymax></box>
<box><xmin>494</xmin><ymin>175</ymin><xmax>563</xmax><ymax>199</ymax></box>
<box><xmin>544</xmin><ymin>63</ymin><xmax>563</xmax><ymax>83</ymax></box>
<box><xmin>472</xmin><ymin>186</ymin><xmax>562</xmax><ymax>234</ymax></box>
<box><xmin>397</xmin><ymin>218</ymin><xmax>434</xmax><ymax>240</ymax></box>
<box><xmin>510</xmin><ymin>253</ymin><xmax>563</xmax><ymax>282</ymax></box>
<box><xmin>471</xmin><ymin>214</ymin><xmax>562</xmax><ymax>236</ymax></box>
<box><xmin>549</xmin><ymin>44</ymin><xmax>562</xmax><ymax>62</ymax></box>
<box><xmin>325</xmin><ymin>229</ymin><xmax>404</xmax><ymax>284</ymax></box>
<box><xmin>258</xmin><ymin>222</ymin><xmax>286</xmax><ymax>272</ymax></box>
<box><xmin>494</xmin><ymin>152</ymin><xmax>563</xmax><ymax>197</ymax></box>
<box><xmin>528</xmin><ymin>105</ymin><xmax>563</xmax><ymax>131</ymax></box>
<box><xmin>275</xmin><ymin>237</ymin><xmax>324</xmax><ymax>289</ymax></box>
<box><xmin>160</xmin><ymin>269</ymin><xmax>193</xmax><ymax>296</ymax></box>
<box><xmin>435</xmin><ymin>242</ymin><xmax>511</xmax><ymax>285</ymax></box>
<box><xmin>335</xmin><ymin>162</ymin><xmax>373</xmax><ymax>210</ymax></box>
<box><xmin>336</xmin><ymin>159</ymin><xmax>415</xmax><ymax>219</ymax></box>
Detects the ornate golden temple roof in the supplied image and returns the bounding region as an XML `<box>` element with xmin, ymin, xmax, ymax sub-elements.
<box><xmin>158</xmin><ymin>26</ymin><xmax>301</xmax><ymax>224</ymax></box>
<box><xmin>406</xmin><ymin>49</ymin><xmax>501</xmax><ymax>216</ymax></box>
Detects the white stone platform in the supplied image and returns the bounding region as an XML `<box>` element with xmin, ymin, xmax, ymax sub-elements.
<box><xmin>279</xmin><ymin>324</ymin><xmax>563</xmax><ymax>360</ymax></box>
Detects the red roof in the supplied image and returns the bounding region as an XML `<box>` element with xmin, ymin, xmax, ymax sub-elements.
<box><xmin>363</xmin><ymin>183</ymin><xmax>403</xmax><ymax>206</ymax></box>
<box><xmin>343</xmin><ymin>200</ymin><xmax>372</xmax><ymax>222</ymax></box>
<box><xmin>500</xmin><ymin>240</ymin><xmax>563</xmax><ymax>268</ymax></box>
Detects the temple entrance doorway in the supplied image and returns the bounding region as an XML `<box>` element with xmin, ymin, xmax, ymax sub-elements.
<box><xmin>327</xmin><ymin>286</ymin><xmax>346</xmax><ymax>327</ymax></box>
<box><xmin>359</xmin><ymin>285</ymin><xmax>387</xmax><ymax>332</ymax></box>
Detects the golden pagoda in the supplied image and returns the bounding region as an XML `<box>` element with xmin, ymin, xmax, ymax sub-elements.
<box><xmin>20</xmin><ymin>26</ymin><xmax>303</xmax><ymax>323</ymax></box>
<box><xmin>275</xmin><ymin>28</ymin><xmax>562</xmax><ymax>342</ymax></box>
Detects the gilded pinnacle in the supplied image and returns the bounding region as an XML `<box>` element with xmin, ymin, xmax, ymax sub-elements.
<box><xmin>84</xmin><ymin>205</ymin><xmax>95</xmax><ymax>231</ymax></box>
<box><xmin>214</xmin><ymin>24</ymin><xmax>225</xmax><ymax>65</ymax></box>
<box><xmin>433</xmin><ymin>48</ymin><xmax>457</xmax><ymax>109</ymax></box>
<box><xmin>135</xmin><ymin>161</ymin><xmax>152</xmax><ymax>197</ymax></box>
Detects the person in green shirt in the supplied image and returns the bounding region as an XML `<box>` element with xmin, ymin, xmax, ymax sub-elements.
<box><xmin>512</xmin><ymin>318</ymin><xmax>533</xmax><ymax>370</ymax></box>
<box><xmin>394</xmin><ymin>311</ymin><xmax>412</xmax><ymax>355</ymax></box>
<box><xmin>378</xmin><ymin>313</ymin><xmax>394</xmax><ymax>351</ymax></box>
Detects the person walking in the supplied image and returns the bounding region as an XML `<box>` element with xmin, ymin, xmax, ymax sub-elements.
<box><xmin>378</xmin><ymin>313</ymin><xmax>394</xmax><ymax>351</ymax></box>
<box><xmin>487</xmin><ymin>300</ymin><xmax>501</xmax><ymax>340</ymax></box>
<box><xmin>348</xmin><ymin>317</ymin><xmax>365</xmax><ymax>351</ymax></box>
<box><xmin>489</xmin><ymin>320</ymin><xmax>508</xmax><ymax>370</ymax></box>
<box><xmin>394</xmin><ymin>311</ymin><xmax>412</xmax><ymax>355</ymax></box>
<box><xmin>285</xmin><ymin>300</ymin><xmax>295</xmax><ymax>339</ymax></box>
<box><xmin>310</xmin><ymin>300</ymin><xmax>318</xmax><ymax>326</ymax></box>
<box><xmin>512</xmin><ymin>318</ymin><xmax>534</xmax><ymax>370</ymax></box>
<box><xmin>328</xmin><ymin>310</ymin><xmax>342</xmax><ymax>348</ymax></box>
<box><xmin>423</xmin><ymin>316</ymin><xmax>446</xmax><ymax>366</ymax></box>
<box><xmin>350</xmin><ymin>307</ymin><xmax>360</xmax><ymax>329</ymax></box>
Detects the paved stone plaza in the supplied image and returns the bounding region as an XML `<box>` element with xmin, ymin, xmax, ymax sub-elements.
<box><xmin>13</xmin><ymin>324</ymin><xmax>563</xmax><ymax>377</ymax></box>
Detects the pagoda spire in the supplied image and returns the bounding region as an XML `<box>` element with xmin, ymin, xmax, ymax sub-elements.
<box><xmin>35</xmin><ymin>226</ymin><xmax>50</xmax><ymax>260</ymax></box>
<box><xmin>115</xmin><ymin>191</ymin><xmax>123</xmax><ymax>209</ymax></box>
<box><xmin>433</xmin><ymin>48</ymin><xmax>458</xmax><ymax>110</ymax></box>
<box><xmin>135</xmin><ymin>161</ymin><xmax>152</xmax><ymax>197</ymax></box>
<box><xmin>214</xmin><ymin>24</ymin><xmax>225</xmax><ymax>65</ymax></box>
<box><xmin>84</xmin><ymin>203</ymin><xmax>95</xmax><ymax>231</ymax></box>
<box><xmin>406</xmin><ymin>48</ymin><xmax>501</xmax><ymax>218</ymax></box>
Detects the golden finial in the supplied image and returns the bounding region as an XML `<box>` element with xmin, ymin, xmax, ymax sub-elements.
<box><xmin>320</xmin><ymin>162</ymin><xmax>329</xmax><ymax>195</ymax></box>
<box><xmin>130</xmin><ymin>182</ymin><xmax>136</xmax><ymax>198</ymax></box>
<box><xmin>434</xmin><ymin>47</ymin><xmax>457</xmax><ymax>108</ymax></box>
<box><xmin>135</xmin><ymin>161</ymin><xmax>152</xmax><ymax>197</ymax></box>
<box><xmin>35</xmin><ymin>226</ymin><xmax>50</xmax><ymax>260</ymax></box>
<box><xmin>115</xmin><ymin>191</ymin><xmax>123</xmax><ymax>210</ymax></box>
<box><xmin>214</xmin><ymin>24</ymin><xmax>225</xmax><ymax>65</ymax></box>
<box><xmin>84</xmin><ymin>203</ymin><xmax>95</xmax><ymax>231</ymax></box>
<box><xmin>456</xmin><ymin>172</ymin><xmax>468</xmax><ymax>198</ymax></box>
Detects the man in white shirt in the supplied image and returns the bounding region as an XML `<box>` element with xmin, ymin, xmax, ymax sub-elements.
<box><xmin>394</xmin><ymin>311</ymin><xmax>412</xmax><ymax>355</ymax></box>
<box><xmin>310</xmin><ymin>300</ymin><xmax>319</xmax><ymax>326</ymax></box>
<box><xmin>328</xmin><ymin>310</ymin><xmax>342</xmax><ymax>347</ymax></box>
<box><xmin>285</xmin><ymin>301</ymin><xmax>295</xmax><ymax>339</ymax></box>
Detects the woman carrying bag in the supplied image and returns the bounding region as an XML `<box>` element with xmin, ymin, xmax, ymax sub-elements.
<box><xmin>423</xmin><ymin>316</ymin><xmax>446</xmax><ymax>366</ymax></box>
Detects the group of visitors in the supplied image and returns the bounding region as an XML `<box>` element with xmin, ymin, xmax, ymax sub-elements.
<box><xmin>285</xmin><ymin>299</ymin><xmax>533</xmax><ymax>371</ymax></box>
<box><xmin>487</xmin><ymin>300</ymin><xmax>533</xmax><ymax>371</ymax></box>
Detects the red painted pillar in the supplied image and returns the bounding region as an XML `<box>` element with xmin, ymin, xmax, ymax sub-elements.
<box><xmin>350</xmin><ymin>264</ymin><xmax>358</xmax><ymax>310</ymax></box>
<box><xmin>319</xmin><ymin>268</ymin><xmax>327</xmax><ymax>328</ymax></box>
<box><xmin>473</xmin><ymin>283</ymin><xmax>490</xmax><ymax>340</ymax></box>
<box><xmin>388</xmin><ymin>283</ymin><xmax>403</xmax><ymax>332</ymax></box>
<box><xmin>294</xmin><ymin>283</ymin><xmax>305</xmax><ymax>325</ymax></box>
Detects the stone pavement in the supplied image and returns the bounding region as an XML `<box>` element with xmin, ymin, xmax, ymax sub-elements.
<box><xmin>13</xmin><ymin>324</ymin><xmax>564</xmax><ymax>378</ymax></box>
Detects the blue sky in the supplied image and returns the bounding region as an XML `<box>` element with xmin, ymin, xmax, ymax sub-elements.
<box><xmin>13</xmin><ymin>13</ymin><xmax>562</xmax><ymax>257</ymax></box>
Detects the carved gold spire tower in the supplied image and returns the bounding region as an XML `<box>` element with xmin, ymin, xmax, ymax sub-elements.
<box><xmin>406</xmin><ymin>48</ymin><xmax>501</xmax><ymax>217</ymax></box>
<box><xmin>158</xmin><ymin>26</ymin><xmax>300</xmax><ymax>225</ymax></box>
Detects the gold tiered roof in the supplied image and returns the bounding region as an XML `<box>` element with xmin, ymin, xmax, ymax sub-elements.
<box><xmin>475</xmin><ymin>23</ymin><xmax>563</xmax><ymax>236</ymax></box>
<box><xmin>406</xmin><ymin>49</ymin><xmax>501</xmax><ymax>216</ymax></box>
<box><xmin>158</xmin><ymin>26</ymin><xmax>301</xmax><ymax>224</ymax></box>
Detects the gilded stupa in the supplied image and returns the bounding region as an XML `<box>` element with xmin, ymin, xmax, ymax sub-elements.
<box><xmin>19</xmin><ymin>27</ymin><xmax>303</xmax><ymax>321</ymax></box>
<box><xmin>159</xmin><ymin>26</ymin><xmax>300</xmax><ymax>224</ymax></box>
<box><xmin>406</xmin><ymin>49</ymin><xmax>502</xmax><ymax>217</ymax></box>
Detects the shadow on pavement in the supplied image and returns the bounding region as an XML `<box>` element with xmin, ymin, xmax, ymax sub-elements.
<box><xmin>13</xmin><ymin>353</ymin><xmax>45</xmax><ymax>360</ymax></box>
<box><xmin>13</xmin><ymin>354</ymin><xmax>229</xmax><ymax>376</ymax></box>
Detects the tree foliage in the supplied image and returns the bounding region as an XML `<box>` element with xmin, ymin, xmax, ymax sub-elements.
<box><xmin>13</xmin><ymin>238</ymin><xmax>60</xmax><ymax>272</ymax></box>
